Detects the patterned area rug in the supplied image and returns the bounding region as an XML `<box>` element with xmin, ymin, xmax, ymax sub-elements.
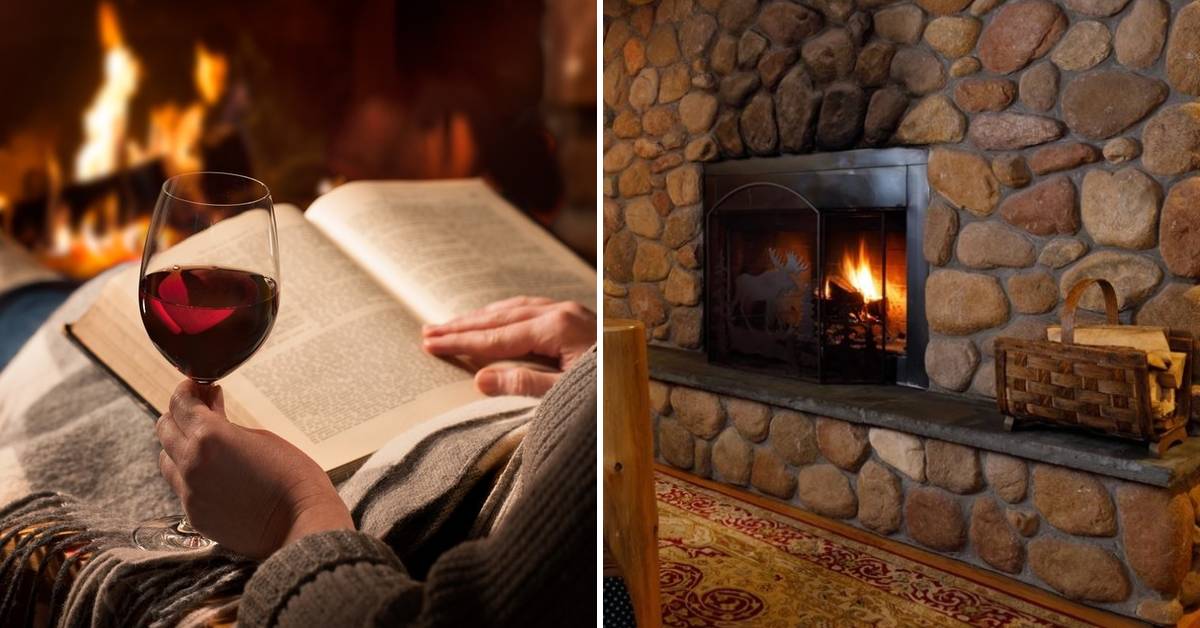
<box><xmin>656</xmin><ymin>472</ymin><xmax>1100</xmax><ymax>628</ymax></box>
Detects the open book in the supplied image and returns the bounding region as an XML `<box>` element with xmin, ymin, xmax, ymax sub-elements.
<box><xmin>69</xmin><ymin>179</ymin><xmax>596</xmax><ymax>481</ymax></box>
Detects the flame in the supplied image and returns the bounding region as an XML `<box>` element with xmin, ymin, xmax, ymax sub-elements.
<box><xmin>74</xmin><ymin>3</ymin><xmax>139</xmax><ymax>181</ymax></box>
<box><xmin>842</xmin><ymin>238</ymin><xmax>882</xmax><ymax>302</ymax></box>
<box><xmin>39</xmin><ymin>3</ymin><xmax>223</xmax><ymax>279</ymax></box>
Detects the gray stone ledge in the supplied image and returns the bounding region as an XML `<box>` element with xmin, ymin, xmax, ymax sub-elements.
<box><xmin>649</xmin><ymin>346</ymin><xmax>1200</xmax><ymax>489</ymax></box>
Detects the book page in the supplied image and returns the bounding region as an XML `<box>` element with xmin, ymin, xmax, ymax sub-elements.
<box><xmin>305</xmin><ymin>179</ymin><xmax>596</xmax><ymax>324</ymax></box>
<box><xmin>71</xmin><ymin>204</ymin><xmax>483</xmax><ymax>472</ymax></box>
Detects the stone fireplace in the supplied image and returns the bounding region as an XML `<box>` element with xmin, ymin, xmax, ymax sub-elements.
<box><xmin>603</xmin><ymin>0</ymin><xmax>1200</xmax><ymax>622</ymax></box>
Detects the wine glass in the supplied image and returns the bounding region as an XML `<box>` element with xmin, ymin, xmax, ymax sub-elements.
<box><xmin>133</xmin><ymin>171</ymin><xmax>280</xmax><ymax>551</ymax></box>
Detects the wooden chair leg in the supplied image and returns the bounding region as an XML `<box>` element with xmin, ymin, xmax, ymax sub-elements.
<box><xmin>602</xmin><ymin>320</ymin><xmax>662</xmax><ymax>628</ymax></box>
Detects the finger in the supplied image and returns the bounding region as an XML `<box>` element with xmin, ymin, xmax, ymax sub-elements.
<box><xmin>423</xmin><ymin>304</ymin><xmax>555</xmax><ymax>337</ymax></box>
<box><xmin>475</xmin><ymin>366</ymin><xmax>560</xmax><ymax>397</ymax></box>
<box><xmin>155</xmin><ymin>413</ymin><xmax>187</xmax><ymax>459</ymax></box>
<box><xmin>159</xmin><ymin>449</ymin><xmax>184</xmax><ymax>497</ymax></box>
<box><xmin>169</xmin><ymin>380</ymin><xmax>222</xmax><ymax>437</ymax></box>
<box><xmin>422</xmin><ymin>318</ymin><xmax>547</xmax><ymax>360</ymax></box>
<box><xmin>481</xmin><ymin>296</ymin><xmax>554</xmax><ymax>312</ymax></box>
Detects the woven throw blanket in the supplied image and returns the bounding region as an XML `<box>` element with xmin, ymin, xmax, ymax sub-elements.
<box><xmin>0</xmin><ymin>269</ymin><xmax>538</xmax><ymax>627</ymax></box>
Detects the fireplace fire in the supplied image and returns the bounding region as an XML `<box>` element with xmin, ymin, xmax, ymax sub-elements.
<box><xmin>704</xmin><ymin>149</ymin><xmax>929</xmax><ymax>387</ymax></box>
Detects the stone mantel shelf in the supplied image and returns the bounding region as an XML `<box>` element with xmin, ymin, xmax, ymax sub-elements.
<box><xmin>649</xmin><ymin>346</ymin><xmax>1200</xmax><ymax>490</ymax></box>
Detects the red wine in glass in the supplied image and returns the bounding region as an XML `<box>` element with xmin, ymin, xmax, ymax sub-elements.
<box><xmin>133</xmin><ymin>171</ymin><xmax>280</xmax><ymax>552</ymax></box>
<box><xmin>140</xmin><ymin>266</ymin><xmax>279</xmax><ymax>383</ymax></box>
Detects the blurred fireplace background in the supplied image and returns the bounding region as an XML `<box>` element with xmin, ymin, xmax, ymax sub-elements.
<box><xmin>0</xmin><ymin>0</ymin><xmax>595</xmax><ymax>366</ymax></box>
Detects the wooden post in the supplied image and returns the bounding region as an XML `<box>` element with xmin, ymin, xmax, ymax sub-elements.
<box><xmin>603</xmin><ymin>319</ymin><xmax>661</xmax><ymax>628</ymax></box>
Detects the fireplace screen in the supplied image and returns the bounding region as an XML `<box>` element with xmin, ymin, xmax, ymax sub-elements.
<box><xmin>704</xmin><ymin>150</ymin><xmax>928</xmax><ymax>386</ymax></box>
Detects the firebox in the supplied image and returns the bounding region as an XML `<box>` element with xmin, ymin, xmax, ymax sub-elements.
<box><xmin>704</xmin><ymin>148</ymin><xmax>929</xmax><ymax>387</ymax></box>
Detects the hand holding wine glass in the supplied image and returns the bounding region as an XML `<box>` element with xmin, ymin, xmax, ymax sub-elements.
<box><xmin>135</xmin><ymin>171</ymin><xmax>282</xmax><ymax>551</ymax></box>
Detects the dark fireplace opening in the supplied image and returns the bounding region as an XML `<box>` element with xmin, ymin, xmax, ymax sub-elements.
<box><xmin>704</xmin><ymin>149</ymin><xmax>929</xmax><ymax>388</ymax></box>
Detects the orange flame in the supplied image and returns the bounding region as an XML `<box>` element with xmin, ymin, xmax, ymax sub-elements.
<box><xmin>841</xmin><ymin>238</ymin><xmax>882</xmax><ymax>303</ymax></box>
<box><xmin>75</xmin><ymin>2</ymin><xmax>139</xmax><ymax>181</ymax></box>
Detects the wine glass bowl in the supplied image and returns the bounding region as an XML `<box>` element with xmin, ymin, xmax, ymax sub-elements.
<box><xmin>133</xmin><ymin>171</ymin><xmax>280</xmax><ymax>551</ymax></box>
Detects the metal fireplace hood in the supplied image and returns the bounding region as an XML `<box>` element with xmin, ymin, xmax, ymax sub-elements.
<box><xmin>703</xmin><ymin>148</ymin><xmax>930</xmax><ymax>389</ymax></box>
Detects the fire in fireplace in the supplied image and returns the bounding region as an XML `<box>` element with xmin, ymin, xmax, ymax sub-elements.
<box><xmin>705</xmin><ymin>149</ymin><xmax>929</xmax><ymax>387</ymax></box>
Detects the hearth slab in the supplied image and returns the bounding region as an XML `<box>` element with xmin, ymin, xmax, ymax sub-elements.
<box><xmin>649</xmin><ymin>346</ymin><xmax>1200</xmax><ymax>489</ymax></box>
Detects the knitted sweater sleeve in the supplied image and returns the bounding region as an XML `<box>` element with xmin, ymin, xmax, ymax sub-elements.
<box><xmin>238</xmin><ymin>351</ymin><xmax>597</xmax><ymax>627</ymax></box>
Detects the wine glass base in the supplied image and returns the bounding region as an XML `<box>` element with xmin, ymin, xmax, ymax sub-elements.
<box><xmin>132</xmin><ymin>515</ymin><xmax>216</xmax><ymax>551</ymax></box>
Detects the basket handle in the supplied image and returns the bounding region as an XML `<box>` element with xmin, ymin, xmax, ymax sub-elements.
<box><xmin>1061</xmin><ymin>278</ymin><xmax>1118</xmax><ymax>345</ymax></box>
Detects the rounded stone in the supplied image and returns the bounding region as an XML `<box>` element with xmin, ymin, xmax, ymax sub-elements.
<box><xmin>1160</xmin><ymin>177</ymin><xmax>1200</xmax><ymax>278</ymax></box>
<box><xmin>855</xmin><ymin>41</ymin><xmax>897</xmax><ymax>87</ymax></box>
<box><xmin>968</xmin><ymin>113</ymin><xmax>1063</xmax><ymax>151</ymax></box>
<box><xmin>816</xmin><ymin>82</ymin><xmax>866</xmax><ymax>150</ymax></box>
<box><xmin>736</xmin><ymin>31</ymin><xmax>767</xmax><ymax>69</ymax></box>
<box><xmin>1050</xmin><ymin>21</ymin><xmax>1111</xmax><ymax>71</ymax></box>
<box><xmin>666</xmin><ymin>164</ymin><xmax>701</xmax><ymax>206</ymax></box>
<box><xmin>751</xmin><ymin>447</ymin><xmax>797</xmax><ymax>499</ymax></box>
<box><xmin>984</xmin><ymin>453</ymin><xmax>1027</xmax><ymax>503</ymax></box>
<box><xmin>796</xmin><ymin>464</ymin><xmax>858</xmax><ymax>518</ymax></box>
<box><xmin>970</xmin><ymin>497</ymin><xmax>1024</xmax><ymax>573</ymax></box>
<box><xmin>926</xmin><ymin>439</ymin><xmax>983</xmax><ymax>493</ymax></box>
<box><xmin>603</xmin><ymin>143</ymin><xmax>635</xmax><ymax>174</ymax></box>
<box><xmin>1007</xmin><ymin>271</ymin><xmax>1058</xmax><ymax>314</ymax></box>
<box><xmin>726</xmin><ymin>397</ymin><xmax>771</xmax><ymax>443</ymax></box>
<box><xmin>864</xmin><ymin>86</ymin><xmax>908</xmax><ymax>146</ymax></box>
<box><xmin>624</xmin><ymin>38</ymin><xmax>646</xmax><ymax>76</ymax></box>
<box><xmin>758</xmin><ymin>49</ymin><xmax>799</xmax><ymax>89</ymax></box>
<box><xmin>926</xmin><ymin>270</ymin><xmax>1010</xmax><ymax>335</ymax></box>
<box><xmin>977</xmin><ymin>0</ymin><xmax>1067</xmax><ymax>74</ymax></box>
<box><xmin>894</xmin><ymin>95</ymin><xmax>966</xmax><ymax>145</ymax></box>
<box><xmin>921</xmin><ymin>338</ymin><xmax>979</xmax><ymax>393</ymax></box>
<box><xmin>999</xmin><ymin>176</ymin><xmax>1078</xmax><ymax>236</ymax></box>
<box><xmin>739</xmin><ymin>92</ymin><xmax>778</xmax><ymax>155</ymax></box>
<box><xmin>756</xmin><ymin>2</ymin><xmax>824</xmax><ymax>46</ymax></box>
<box><xmin>684</xmin><ymin>136</ymin><xmax>719</xmax><ymax>162</ymax></box>
<box><xmin>769</xmin><ymin>409</ymin><xmax>818</xmax><ymax>466</ymax></box>
<box><xmin>815</xmin><ymin>417</ymin><xmax>870</xmax><ymax>471</ymax></box>
<box><xmin>604</xmin><ymin>230</ymin><xmax>636</xmax><ymax>281</ymax></box>
<box><xmin>1059</xmin><ymin>250</ymin><xmax>1163</xmax><ymax>312</ymax></box>
<box><xmin>646</xmin><ymin>25</ymin><xmax>680</xmax><ymax>67</ymax></box>
<box><xmin>642</xmin><ymin>105</ymin><xmax>681</xmax><ymax>136</ymax></box>
<box><xmin>971</xmin><ymin>361</ymin><xmax>997</xmax><ymax>399</ymax></box>
<box><xmin>924</xmin><ymin>16</ymin><xmax>981</xmax><ymax>59</ymax></box>
<box><xmin>803</xmin><ymin>29</ymin><xmax>856</xmax><ymax>82</ymax></box>
<box><xmin>1064</xmin><ymin>0</ymin><xmax>1130</xmax><ymax>16</ymax></box>
<box><xmin>923</xmin><ymin>198</ymin><xmax>958</xmax><ymax>266</ymax></box>
<box><xmin>1028</xmin><ymin>538</ymin><xmax>1130</xmax><ymax>602</ymax></box>
<box><xmin>624</xmin><ymin>198</ymin><xmax>661</xmax><ymax>238</ymax></box>
<box><xmin>604</xmin><ymin>61</ymin><xmax>629</xmax><ymax>109</ymax></box>
<box><xmin>905</xmin><ymin>487</ymin><xmax>966</xmax><ymax>551</ymax></box>
<box><xmin>918</xmin><ymin>0</ymin><xmax>972</xmax><ymax>14</ymax></box>
<box><xmin>632</xmin><ymin>240</ymin><xmax>670</xmax><ymax>281</ymax></box>
<box><xmin>679</xmin><ymin>13</ymin><xmax>718</xmax><ymax>58</ymax></box>
<box><xmin>928</xmin><ymin>148</ymin><xmax>999</xmax><ymax>217</ymax></box>
<box><xmin>713</xmin><ymin>427</ymin><xmax>753</xmax><ymax>485</ymax></box>
<box><xmin>1142</xmin><ymin>103</ymin><xmax>1200</xmax><ymax>177</ymax></box>
<box><xmin>717</xmin><ymin>0</ymin><xmax>757</xmax><ymax>31</ymax></box>
<box><xmin>857</xmin><ymin>460</ymin><xmax>903</xmax><ymax>534</ymax></box>
<box><xmin>663</xmin><ymin>205</ymin><xmax>701</xmax><ymax>248</ymax></box>
<box><xmin>648</xmin><ymin>380</ymin><xmax>671</xmax><ymax>415</ymax></box>
<box><xmin>1137</xmin><ymin>599</ymin><xmax>1184</xmax><ymax>626</ymax></box>
<box><xmin>694</xmin><ymin>439</ymin><xmax>712</xmax><ymax>478</ymax></box>
<box><xmin>776</xmin><ymin>67</ymin><xmax>821</xmax><ymax>153</ymax></box>
<box><xmin>659</xmin><ymin>417</ymin><xmax>695</xmax><ymax>469</ymax></box>
<box><xmin>714</xmin><ymin>111</ymin><xmax>744</xmax><ymax>157</ymax></box>
<box><xmin>953</xmin><ymin>78</ymin><xmax>1016</xmax><ymax>113</ymax></box>
<box><xmin>618</xmin><ymin>161</ymin><xmax>653</xmax><ymax>199</ymax></box>
<box><xmin>1115</xmin><ymin>0</ymin><xmax>1168</xmax><ymax>70</ymax></box>
<box><xmin>890</xmin><ymin>47</ymin><xmax>946</xmax><ymax>95</ymax></box>
<box><xmin>1166</xmin><ymin>1</ymin><xmax>1200</xmax><ymax>96</ymax></box>
<box><xmin>719</xmin><ymin>71</ymin><xmax>760</xmax><ymax>106</ymax></box>
<box><xmin>670</xmin><ymin>307</ymin><xmax>702</xmax><ymax>349</ymax></box>
<box><xmin>950</xmin><ymin>56</ymin><xmax>982</xmax><ymax>77</ymax></box>
<box><xmin>633</xmin><ymin>282</ymin><xmax>672</xmax><ymax>326</ymax></box>
<box><xmin>1032</xmin><ymin>465</ymin><xmax>1116</xmax><ymax>536</ymax></box>
<box><xmin>612</xmin><ymin>110</ymin><xmax>642</xmax><ymax>139</ymax></box>
<box><xmin>1102</xmin><ymin>137</ymin><xmax>1141</xmax><ymax>164</ymax></box>
<box><xmin>671</xmin><ymin>387</ymin><xmax>726</xmax><ymax>439</ymax></box>
<box><xmin>1027</xmin><ymin>143</ymin><xmax>1100</xmax><ymax>175</ymax></box>
<box><xmin>1018</xmin><ymin>62</ymin><xmax>1058</xmax><ymax>112</ymax></box>
<box><xmin>956</xmin><ymin>222</ymin><xmax>1035</xmax><ymax>269</ymax></box>
<box><xmin>1061</xmin><ymin>70</ymin><xmax>1169</xmax><ymax>140</ymax></box>
<box><xmin>1005</xmin><ymin>509</ymin><xmax>1039</xmax><ymax>536</ymax></box>
<box><xmin>869</xmin><ymin>428</ymin><xmax>925</xmax><ymax>481</ymax></box>
<box><xmin>709</xmin><ymin>34</ymin><xmax>737</xmax><ymax>75</ymax></box>
<box><xmin>1136</xmin><ymin>283</ymin><xmax>1200</xmax><ymax>338</ymax></box>
<box><xmin>991</xmin><ymin>154</ymin><xmax>1031</xmax><ymax>188</ymax></box>
<box><xmin>875</xmin><ymin>4</ymin><xmax>926</xmax><ymax>45</ymax></box>
<box><xmin>664</xmin><ymin>267</ymin><xmax>700</xmax><ymax>306</ymax></box>
<box><xmin>678</xmin><ymin>92</ymin><xmax>718</xmax><ymax>134</ymax></box>
<box><xmin>1117</xmin><ymin>483</ymin><xmax>1193</xmax><ymax>594</ymax></box>
<box><xmin>1038</xmin><ymin>237</ymin><xmax>1087</xmax><ymax>269</ymax></box>
<box><xmin>1081</xmin><ymin>168</ymin><xmax>1161</xmax><ymax>250</ymax></box>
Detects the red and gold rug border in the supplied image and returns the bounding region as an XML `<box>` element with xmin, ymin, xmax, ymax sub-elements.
<box><xmin>655</xmin><ymin>463</ymin><xmax>1141</xmax><ymax>628</ymax></box>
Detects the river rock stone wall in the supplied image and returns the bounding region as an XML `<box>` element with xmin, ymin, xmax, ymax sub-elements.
<box><xmin>602</xmin><ymin>0</ymin><xmax>1200</xmax><ymax>397</ymax></box>
<box><xmin>651</xmin><ymin>380</ymin><xmax>1200</xmax><ymax>623</ymax></box>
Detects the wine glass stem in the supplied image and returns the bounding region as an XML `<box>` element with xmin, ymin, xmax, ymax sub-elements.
<box><xmin>177</xmin><ymin>517</ymin><xmax>199</xmax><ymax>535</ymax></box>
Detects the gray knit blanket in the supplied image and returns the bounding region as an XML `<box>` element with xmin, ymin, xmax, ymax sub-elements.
<box><xmin>0</xmin><ymin>270</ymin><xmax>539</xmax><ymax>627</ymax></box>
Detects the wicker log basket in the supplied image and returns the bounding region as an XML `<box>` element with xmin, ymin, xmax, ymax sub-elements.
<box><xmin>995</xmin><ymin>278</ymin><xmax>1192</xmax><ymax>457</ymax></box>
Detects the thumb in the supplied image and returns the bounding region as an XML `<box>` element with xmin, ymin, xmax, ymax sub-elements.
<box><xmin>475</xmin><ymin>367</ymin><xmax>559</xmax><ymax>397</ymax></box>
